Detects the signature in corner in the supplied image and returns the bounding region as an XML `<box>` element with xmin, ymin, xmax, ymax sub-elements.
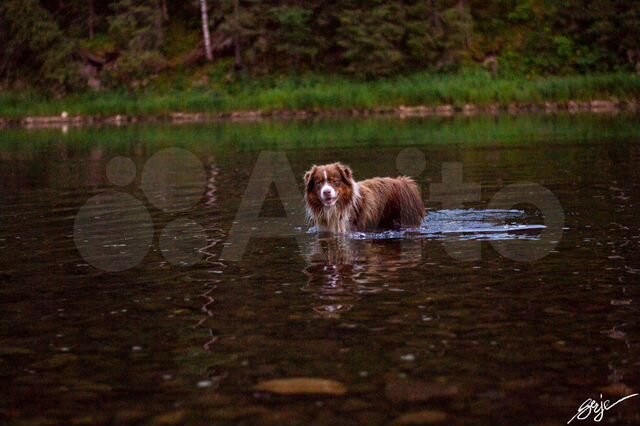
<box><xmin>567</xmin><ymin>393</ymin><xmax>639</xmax><ymax>423</ymax></box>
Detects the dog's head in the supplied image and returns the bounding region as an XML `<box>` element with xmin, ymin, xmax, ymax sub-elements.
<box><xmin>304</xmin><ymin>162</ymin><xmax>355</xmax><ymax>209</ymax></box>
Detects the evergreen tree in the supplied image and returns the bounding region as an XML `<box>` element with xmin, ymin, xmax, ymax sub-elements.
<box><xmin>267</xmin><ymin>5</ymin><xmax>317</xmax><ymax>72</ymax></box>
<box><xmin>0</xmin><ymin>0</ymin><xmax>81</xmax><ymax>92</ymax></box>
<box><xmin>334</xmin><ymin>1</ymin><xmax>406</xmax><ymax>77</ymax></box>
<box><xmin>106</xmin><ymin>0</ymin><xmax>167</xmax><ymax>86</ymax></box>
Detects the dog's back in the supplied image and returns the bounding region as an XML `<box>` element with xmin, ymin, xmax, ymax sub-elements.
<box><xmin>354</xmin><ymin>176</ymin><xmax>424</xmax><ymax>231</ymax></box>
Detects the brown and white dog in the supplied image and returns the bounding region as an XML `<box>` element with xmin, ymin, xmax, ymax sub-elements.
<box><xmin>304</xmin><ymin>162</ymin><xmax>425</xmax><ymax>233</ymax></box>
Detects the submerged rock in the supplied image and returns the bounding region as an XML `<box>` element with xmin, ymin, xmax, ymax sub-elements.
<box><xmin>394</xmin><ymin>410</ymin><xmax>448</xmax><ymax>424</ymax></box>
<box><xmin>599</xmin><ymin>383</ymin><xmax>634</xmax><ymax>397</ymax></box>
<box><xmin>385</xmin><ymin>379</ymin><xmax>459</xmax><ymax>403</ymax></box>
<box><xmin>209</xmin><ymin>406</ymin><xmax>269</xmax><ymax>421</ymax></box>
<box><xmin>253</xmin><ymin>377</ymin><xmax>347</xmax><ymax>396</ymax></box>
<box><xmin>114</xmin><ymin>409</ymin><xmax>148</xmax><ymax>424</ymax></box>
<box><xmin>32</xmin><ymin>354</ymin><xmax>78</xmax><ymax>370</ymax></box>
<box><xmin>501</xmin><ymin>377</ymin><xmax>544</xmax><ymax>391</ymax></box>
<box><xmin>339</xmin><ymin>398</ymin><xmax>371</xmax><ymax>412</ymax></box>
<box><xmin>0</xmin><ymin>347</ymin><xmax>35</xmax><ymax>356</ymax></box>
<box><xmin>153</xmin><ymin>410</ymin><xmax>186</xmax><ymax>425</ymax></box>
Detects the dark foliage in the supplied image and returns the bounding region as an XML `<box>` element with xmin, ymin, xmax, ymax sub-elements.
<box><xmin>1</xmin><ymin>0</ymin><xmax>638</xmax><ymax>92</ymax></box>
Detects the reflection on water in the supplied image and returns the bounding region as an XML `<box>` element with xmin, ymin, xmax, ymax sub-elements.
<box><xmin>302</xmin><ymin>209</ymin><xmax>546</xmax><ymax>320</ymax></box>
<box><xmin>1</xmin><ymin>115</ymin><xmax>640</xmax><ymax>425</ymax></box>
<box><xmin>303</xmin><ymin>237</ymin><xmax>424</xmax><ymax>317</ymax></box>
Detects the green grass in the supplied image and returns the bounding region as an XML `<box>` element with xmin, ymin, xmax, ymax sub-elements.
<box><xmin>1</xmin><ymin>71</ymin><xmax>639</xmax><ymax>120</ymax></box>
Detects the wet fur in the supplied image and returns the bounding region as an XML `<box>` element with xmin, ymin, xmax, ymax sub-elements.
<box><xmin>304</xmin><ymin>162</ymin><xmax>425</xmax><ymax>233</ymax></box>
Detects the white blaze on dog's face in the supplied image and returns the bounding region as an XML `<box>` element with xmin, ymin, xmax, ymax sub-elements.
<box><xmin>304</xmin><ymin>163</ymin><xmax>354</xmax><ymax>210</ymax></box>
<box><xmin>319</xmin><ymin>170</ymin><xmax>338</xmax><ymax>206</ymax></box>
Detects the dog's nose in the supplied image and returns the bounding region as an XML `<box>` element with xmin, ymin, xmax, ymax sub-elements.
<box><xmin>322</xmin><ymin>189</ymin><xmax>332</xmax><ymax>197</ymax></box>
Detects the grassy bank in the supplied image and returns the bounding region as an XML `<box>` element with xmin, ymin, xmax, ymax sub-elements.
<box><xmin>1</xmin><ymin>71</ymin><xmax>639</xmax><ymax>121</ymax></box>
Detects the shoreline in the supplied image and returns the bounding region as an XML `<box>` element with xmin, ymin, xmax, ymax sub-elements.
<box><xmin>1</xmin><ymin>99</ymin><xmax>638</xmax><ymax>130</ymax></box>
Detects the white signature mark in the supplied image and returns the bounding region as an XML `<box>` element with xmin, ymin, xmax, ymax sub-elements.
<box><xmin>567</xmin><ymin>393</ymin><xmax>639</xmax><ymax>423</ymax></box>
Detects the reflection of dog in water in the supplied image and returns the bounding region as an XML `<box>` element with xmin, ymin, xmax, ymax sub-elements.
<box><xmin>302</xmin><ymin>235</ymin><xmax>423</xmax><ymax>317</ymax></box>
<box><xmin>304</xmin><ymin>162</ymin><xmax>425</xmax><ymax>233</ymax></box>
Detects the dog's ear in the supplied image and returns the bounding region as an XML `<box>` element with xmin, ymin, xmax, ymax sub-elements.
<box><xmin>337</xmin><ymin>163</ymin><xmax>353</xmax><ymax>183</ymax></box>
<box><xmin>304</xmin><ymin>166</ymin><xmax>317</xmax><ymax>192</ymax></box>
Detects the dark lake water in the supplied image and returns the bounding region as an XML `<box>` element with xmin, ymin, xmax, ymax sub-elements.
<box><xmin>1</xmin><ymin>114</ymin><xmax>639</xmax><ymax>425</ymax></box>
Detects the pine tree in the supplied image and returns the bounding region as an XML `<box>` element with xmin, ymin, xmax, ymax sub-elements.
<box><xmin>106</xmin><ymin>0</ymin><xmax>167</xmax><ymax>86</ymax></box>
<box><xmin>267</xmin><ymin>5</ymin><xmax>317</xmax><ymax>72</ymax></box>
<box><xmin>334</xmin><ymin>1</ymin><xmax>406</xmax><ymax>77</ymax></box>
<box><xmin>0</xmin><ymin>0</ymin><xmax>81</xmax><ymax>92</ymax></box>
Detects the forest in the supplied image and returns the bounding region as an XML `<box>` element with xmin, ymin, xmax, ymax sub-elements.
<box><xmin>1</xmin><ymin>0</ymin><xmax>639</xmax><ymax>92</ymax></box>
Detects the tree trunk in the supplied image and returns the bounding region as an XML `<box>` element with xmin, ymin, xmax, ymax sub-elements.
<box><xmin>457</xmin><ymin>0</ymin><xmax>472</xmax><ymax>49</ymax></box>
<box><xmin>428</xmin><ymin>0</ymin><xmax>442</xmax><ymax>31</ymax></box>
<box><xmin>200</xmin><ymin>0</ymin><xmax>213</xmax><ymax>61</ymax></box>
<box><xmin>161</xmin><ymin>0</ymin><xmax>169</xmax><ymax>22</ymax></box>
<box><xmin>88</xmin><ymin>0</ymin><xmax>95</xmax><ymax>40</ymax></box>
<box><xmin>233</xmin><ymin>0</ymin><xmax>243</xmax><ymax>71</ymax></box>
<box><xmin>155</xmin><ymin>0</ymin><xmax>164</xmax><ymax>47</ymax></box>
